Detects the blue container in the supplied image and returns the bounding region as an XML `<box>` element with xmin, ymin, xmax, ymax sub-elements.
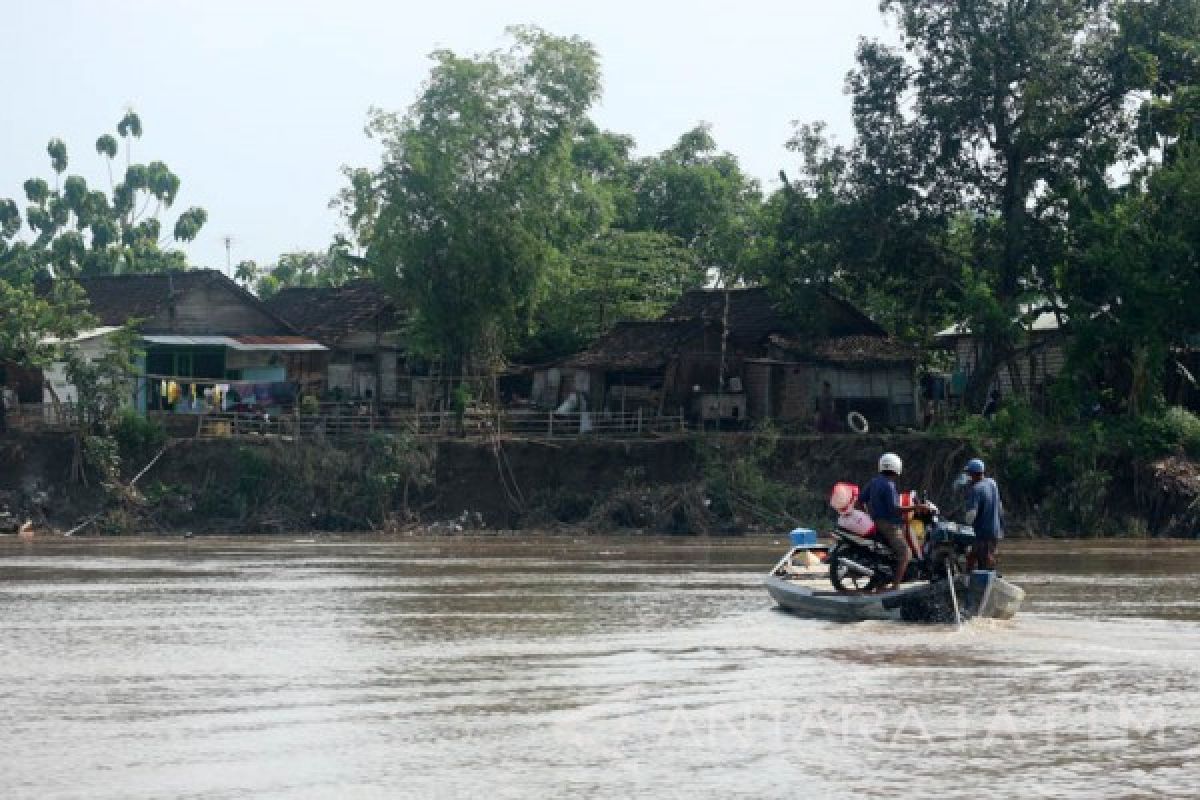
<box><xmin>789</xmin><ymin>528</ymin><xmax>818</xmax><ymax>547</ymax></box>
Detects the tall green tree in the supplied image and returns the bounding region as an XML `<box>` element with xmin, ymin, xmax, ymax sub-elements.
<box><xmin>238</xmin><ymin>242</ymin><xmax>367</xmax><ymax>298</ymax></box>
<box><xmin>624</xmin><ymin>124</ymin><xmax>761</xmax><ymax>279</ymax></box>
<box><xmin>1058</xmin><ymin>12</ymin><xmax>1200</xmax><ymax>414</ymax></box>
<box><xmin>350</xmin><ymin>27</ymin><xmax>603</xmax><ymax>372</ymax></box>
<box><xmin>1</xmin><ymin>112</ymin><xmax>206</xmax><ymax>367</ymax></box>
<box><xmin>525</xmin><ymin>230</ymin><xmax>700</xmax><ymax>361</ymax></box>
<box><xmin>1062</xmin><ymin>143</ymin><xmax>1200</xmax><ymax>414</ymax></box>
<box><xmin>785</xmin><ymin>0</ymin><xmax>1163</xmax><ymax>404</ymax></box>
<box><xmin>1</xmin><ymin>110</ymin><xmax>207</xmax><ymax>280</ymax></box>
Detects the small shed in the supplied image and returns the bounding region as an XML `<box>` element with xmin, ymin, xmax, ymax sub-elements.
<box><xmin>935</xmin><ymin>306</ymin><xmax>1068</xmax><ymax>404</ymax></box>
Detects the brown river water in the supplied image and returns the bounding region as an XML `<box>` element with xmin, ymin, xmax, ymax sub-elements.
<box><xmin>0</xmin><ymin>536</ymin><xmax>1198</xmax><ymax>799</ymax></box>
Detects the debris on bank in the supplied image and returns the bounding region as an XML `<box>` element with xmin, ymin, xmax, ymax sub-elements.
<box><xmin>1145</xmin><ymin>456</ymin><xmax>1200</xmax><ymax>538</ymax></box>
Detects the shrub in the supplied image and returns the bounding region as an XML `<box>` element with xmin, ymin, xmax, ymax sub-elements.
<box><xmin>113</xmin><ymin>410</ymin><xmax>166</xmax><ymax>468</ymax></box>
<box><xmin>82</xmin><ymin>434</ymin><xmax>121</xmax><ymax>486</ymax></box>
<box><xmin>950</xmin><ymin>401</ymin><xmax>1047</xmax><ymax>503</ymax></box>
<box><xmin>1098</xmin><ymin>407</ymin><xmax>1200</xmax><ymax>460</ymax></box>
<box><xmin>693</xmin><ymin>426</ymin><xmax>807</xmax><ymax>530</ymax></box>
<box><xmin>1162</xmin><ymin>407</ymin><xmax>1200</xmax><ymax>458</ymax></box>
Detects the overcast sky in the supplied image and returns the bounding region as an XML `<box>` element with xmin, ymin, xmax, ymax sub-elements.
<box><xmin>1</xmin><ymin>0</ymin><xmax>893</xmax><ymax>274</ymax></box>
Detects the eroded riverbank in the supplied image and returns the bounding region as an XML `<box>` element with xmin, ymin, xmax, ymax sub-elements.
<box><xmin>1</xmin><ymin>537</ymin><xmax>1198</xmax><ymax>798</ymax></box>
<box><xmin>4</xmin><ymin>431</ymin><xmax>1198</xmax><ymax>537</ymax></box>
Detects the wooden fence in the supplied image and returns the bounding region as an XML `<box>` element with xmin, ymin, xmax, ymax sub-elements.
<box><xmin>3</xmin><ymin>402</ymin><xmax>85</xmax><ymax>432</ymax></box>
<box><xmin>188</xmin><ymin>408</ymin><xmax>686</xmax><ymax>439</ymax></box>
<box><xmin>1</xmin><ymin>403</ymin><xmax>686</xmax><ymax>440</ymax></box>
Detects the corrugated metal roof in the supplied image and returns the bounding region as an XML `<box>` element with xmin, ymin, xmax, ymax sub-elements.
<box><xmin>936</xmin><ymin>306</ymin><xmax>1065</xmax><ymax>338</ymax></box>
<box><xmin>142</xmin><ymin>335</ymin><xmax>232</xmax><ymax>346</ymax></box>
<box><xmin>141</xmin><ymin>334</ymin><xmax>326</xmax><ymax>352</ymax></box>
<box><xmin>40</xmin><ymin>326</ymin><xmax>123</xmax><ymax>345</ymax></box>
<box><xmin>232</xmin><ymin>335</ymin><xmax>327</xmax><ymax>351</ymax></box>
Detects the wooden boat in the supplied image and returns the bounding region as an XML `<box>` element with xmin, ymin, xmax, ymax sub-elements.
<box><xmin>766</xmin><ymin>551</ymin><xmax>1026</xmax><ymax>623</ymax></box>
<box><xmin>765</xmin><ymin>574</ymin><xmax>905</xmax><ymax>621</ymax></box>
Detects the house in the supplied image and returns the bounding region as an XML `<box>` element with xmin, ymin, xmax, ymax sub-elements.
<box><xmin>542</xmin><ymin>318</ymin><xmax>712</xmax><ymax>415</ymax></box>
<box><xmin>935</xmin><ymin>306</ymin><xmax>1068</xmax><ymax>404</ymax></box>
<box><xmin>47</xmin><ymin>270</ymin><xmax>327</xmax><ymax>413</ymax></box>
<box><xmin>263</xmin><ymin>281</ymin><xmax>412</xmax><ymax>405</ymax></box>
<box><xmin>755</xmin><ymin>333</ymin><xmax>920</xmax><ymax>427</ymax></box>
<box><xmin>538</xmin><ymin>286</ymin><xmax>920</xmax><ymax>429</ymax></box>
<box><xmin>40</xmin><ymin>326</ymin><xmax>124</xmax><ymax>404</ymax></box>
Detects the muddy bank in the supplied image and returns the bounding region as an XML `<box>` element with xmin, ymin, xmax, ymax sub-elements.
<box><xmin>0</xmin><ymin>431</ymin><xmax>1195</xmax><ymax>537</ymax></box>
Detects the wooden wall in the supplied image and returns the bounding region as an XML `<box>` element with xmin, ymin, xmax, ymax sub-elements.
<box><xmin>145</xmin><ymin>282</ymin><xmax>291</xmax><ymax>335</ymax></box>
<box><xmin>743</xmin><ymin>360</ymin><xmax>773</xmax><ymax>419</ymax></box>
<box><xmin>952</xmin><ymin>334</ymin><xmax>1066</xmax><ymax>399</ymax></box>
<box><xmin>741</xmin><ymin>359</ymin><xmax>917</xmax><ymax>428</ymax></box>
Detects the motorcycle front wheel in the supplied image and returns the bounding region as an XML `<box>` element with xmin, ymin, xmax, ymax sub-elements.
<box><xmin>828</xmin><ymin>544</ymin><xmax>887</xmax><ymax>593</ymax></box>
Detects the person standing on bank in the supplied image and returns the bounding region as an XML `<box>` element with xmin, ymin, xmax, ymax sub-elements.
<box><xmin>859</xmin><ymin>452</ymin><xmax>910</xmax><ymax>592</ymax></box>
<box><xmin>815</xmin><ymin>381</ymin><xmax>838</xmax><ymax>433</ymax></box>
<box><xmin>963</xmin><ymin>458</ymin><xmax>1003</xmax><ymax>570</ymax></box>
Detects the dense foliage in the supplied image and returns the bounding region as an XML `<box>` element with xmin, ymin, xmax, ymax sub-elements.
<box><xmin>1</xmin><ymin>112</ymin><xmax>207</xmax><ymax>367</ymax></box>
<box><xmin>3</xmin><ymin>8</ymin><xmax>1198</xmax><ymax>430</ymax></box>
<box><xmin>2</xmin><ymin>111</ymin><xmax>206</xmax><ymax>279</ymax></box>
<box><xmin>235</xmin><ymin>244</ymin><xmax>366</xmax><ymax>299</ymax></box>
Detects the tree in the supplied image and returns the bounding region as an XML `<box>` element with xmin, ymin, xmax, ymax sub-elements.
<box><xmin>524</xmin><ymin>230</ymin><xmax>700</xmax><ymax>361</ymax></box>
<box><xmin>1062</xmin><ymin>145</ymin><xmax>1200</xmax><ymax>414</ymax></box>
<box><xmin>791</xmin><ymin>0</ymin><xmax>1161</xmax><ymax>405</ymax></box>
<box><xmin>1</xmin><ymin>112</ymin><xmax>207</xmax><ymax>372</ymax></box>
<box><xmin>240</xmin><ymin>244</ymin><xmax>367</xmax><ymax>298</ymax></box>
<box><xmin>0</xmin><ymin>264</ymin><xmax>89</xmax><ymax>367</ymax></box>
<box><xmin>0</xmin><ymin>201</ymin><xmax>89</xmax><ymax>367</ymax></box>
<box><xmin>352</xmin><ymin>27</ymin><xmax>603</xmax><ymax>372</ymax></box>
<box><xmin>0</xmin><ymin>110</ymin><xmax>207</xmax><ymax>280</ymax></box>
<box><xmin>1058</xmin><ymin>15</ymin><xmax>1200</xmax><ymax>414</ymax></box>
<box><xmin>624</xmin><ymin>124</ymin><xmax>761</xmax><ymax>279</ymax></box>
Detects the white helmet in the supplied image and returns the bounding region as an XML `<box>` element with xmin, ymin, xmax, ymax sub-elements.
<box><xmin>879</xmin><ymin>452</ymin><xmax>903</xmax><ymax>475</ymax></box>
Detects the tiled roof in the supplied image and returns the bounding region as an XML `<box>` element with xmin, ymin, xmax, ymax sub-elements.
<box><xmin>70</xmin><ymin>269</ymin><xmax>298</xmax><ymax>334</ymax></box>
<box><xmin>264</xmin><ymin>281</ymin><xmax>401</xmax><ymax>346</ymax></box>
<box><xmin>663</xmin><ymin>286</ymin><xmax>886</xmax><ymax>345</ymax></box>
<box><xmin>564</xmin><ymin>319</ymin><xmax>709</xmax><ymax>371</ymax></box>
<box><xmin>769</xmin><ymin>333</ymin><xmax>918</xmax><ymax>365</ymax></box>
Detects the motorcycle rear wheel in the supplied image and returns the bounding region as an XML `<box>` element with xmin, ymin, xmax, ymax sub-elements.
<box><xmin>828</xmin><ymin>544</ymin><xmax>887</xmax><ymax>593</ymax></box>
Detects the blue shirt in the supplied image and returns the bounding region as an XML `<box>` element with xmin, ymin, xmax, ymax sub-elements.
<box><xmin>966</xmin><ymin>477</ymin><xmax>1003</xmax><ymax>539</ymax></box>
<box><xmin>861</xmin><ymin>474</ymin><xmax>902</xmax><ymax>525</ymax></box>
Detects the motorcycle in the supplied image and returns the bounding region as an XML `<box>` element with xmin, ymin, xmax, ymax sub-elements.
<box><xmin>825</xmin><ymin>482</ymin><xmax>976</xmax><ymax>593</ymax></box>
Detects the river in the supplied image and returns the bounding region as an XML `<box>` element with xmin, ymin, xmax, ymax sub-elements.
<box><xmin>0</xmin><ymin>536</ymin><xmax>1197</xmax><ymax>799</ymax></box>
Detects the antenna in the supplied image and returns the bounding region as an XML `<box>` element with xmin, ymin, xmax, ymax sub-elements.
<box><xmin>222</xmin><ymin>234</ymin><xmax>235</xmax><ymax>277</ymax></box>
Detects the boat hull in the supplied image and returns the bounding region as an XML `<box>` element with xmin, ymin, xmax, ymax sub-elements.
<box><xmin>765</xmin><ymin>571</ymin><xmax>1025</xmax><ymax>623</ymax></box>
<box><xmin>765</xmin><ymin>575</ymin><xmax>902</xmax><ymax>621</ymax></box>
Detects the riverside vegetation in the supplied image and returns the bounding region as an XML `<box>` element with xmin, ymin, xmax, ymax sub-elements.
<box><xmin>5</xmin><ymin>403</ymin><xmax>1193</xmax><ymax>537</ymax></box>
<box><xmin>3</xmin><ymin>3</ymin><xmax>1200</xmax><ymax>538</ymax></box>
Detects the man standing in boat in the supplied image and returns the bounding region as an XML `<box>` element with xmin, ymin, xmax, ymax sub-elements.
<box><xmin>962</xmin><ymin>458</ymin><xmax>1003</xmax><ymax>570</ymax></box>
<box><xmin>859</xmin><ymin>452</ymin><xmax>910</xmax><ymax>592</ymax></box>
